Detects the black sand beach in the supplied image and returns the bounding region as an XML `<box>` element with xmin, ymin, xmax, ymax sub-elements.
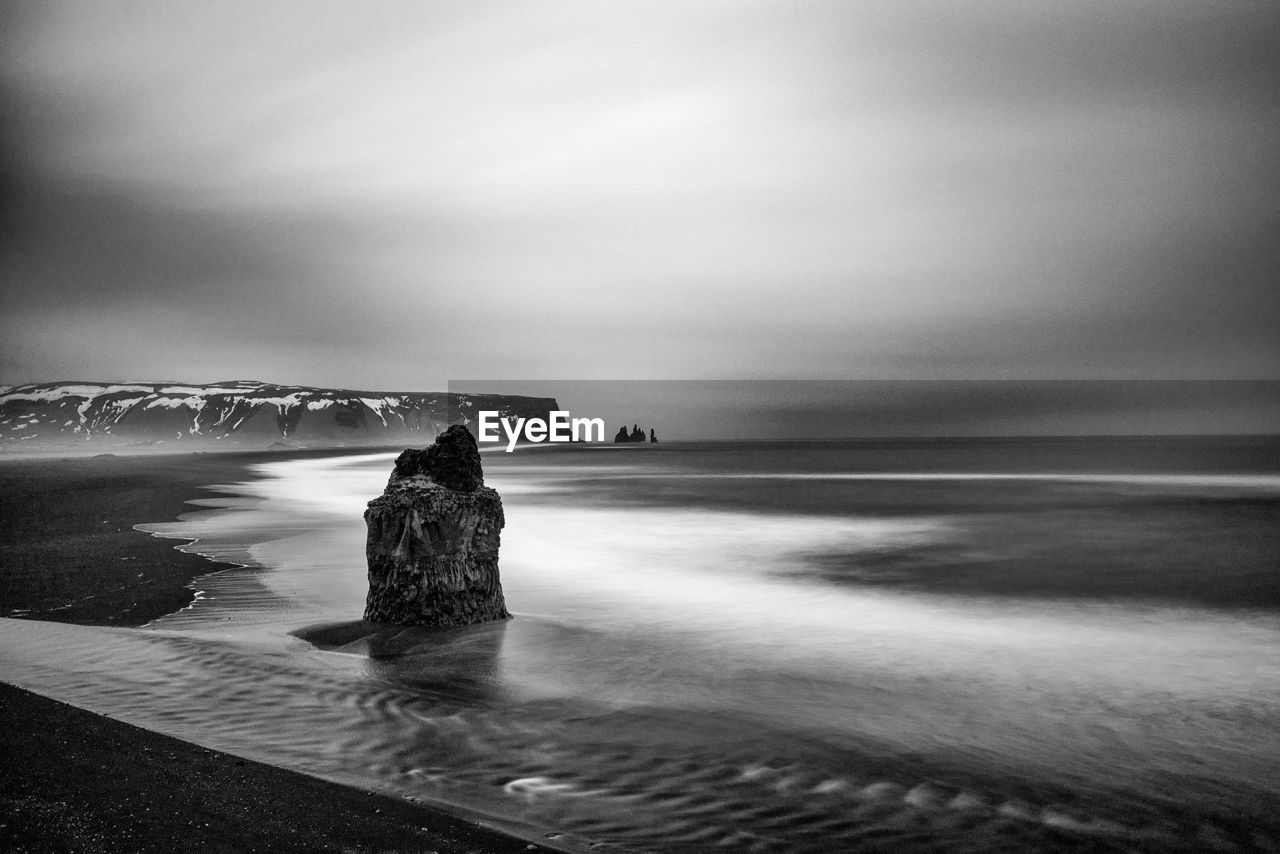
<box><xmin>0</xmin><ymin>682</ymin><xmax>538</xmax><ymax>854</ymax></box>
<box><xmin>5</xmin><ymin>440</ymin><xmax>1280</xmax><ymax>852</ymax></box>
<box><xmin>0</xmin><ymin>449</ymin><xmax>536</xmax><ymax>853</ymax></box>
<box><xmin>2</xmin><ymin>451</ymin><xmax>253</xmax><ymax>625</ymax></box>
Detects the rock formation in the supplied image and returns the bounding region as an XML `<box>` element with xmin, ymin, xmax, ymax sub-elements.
<box><xmin>614</xmin><ymin>423</ymin><xmax>657</xmax><ymax>443</ymax></box>
<box><xmin>650</xmin><ymin>428</ymin><xmax>658</xmax><ymax>443</ymax></box>
<box><xmin>363</xmin><ymin>425</ymin><xmax>511</xmax><ymax>626</ymax></box>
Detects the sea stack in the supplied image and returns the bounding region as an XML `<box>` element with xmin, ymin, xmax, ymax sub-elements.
<box><xmin>363</xmin><ymin>424</ymin><xmax>511</xmax><ymax>626</ymax></box>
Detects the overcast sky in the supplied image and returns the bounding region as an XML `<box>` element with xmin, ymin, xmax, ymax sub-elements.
<box><xmin>2</xmin><ymin>0</ymin><xmax>1277</xmax><ymax>390</ymax></box>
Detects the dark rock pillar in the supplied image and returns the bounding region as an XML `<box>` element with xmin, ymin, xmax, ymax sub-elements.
<box><xmin>363</xmin><ymin>425</ymin><xmax>511</xmax><ymax>626</ymax></box>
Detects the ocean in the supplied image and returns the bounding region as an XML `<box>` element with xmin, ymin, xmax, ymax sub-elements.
<box><xmin>2</xmin><ymin>436</ymin><xmax>1278</xmax><ymax>852</ymax></box>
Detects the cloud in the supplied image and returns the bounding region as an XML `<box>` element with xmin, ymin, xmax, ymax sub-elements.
<box><xmin>2</xmin><ymin>1</ymin><xmax>1277</xmax><ymax>387</ymax></box>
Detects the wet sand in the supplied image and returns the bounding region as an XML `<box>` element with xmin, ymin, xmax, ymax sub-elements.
<box><xmin>0</xmin><ymin>682</ymin><xmax>538</xmax><ymax>854</ymax></box>
<box><xmin>0</xmin><ymin>448</ymin><xmax>536</xmax><ymax>853</ymax></box>
<box><xmin>0</xmin><ymin>449</ymin><xmax>379</xmax><ymax>625</ymax></box>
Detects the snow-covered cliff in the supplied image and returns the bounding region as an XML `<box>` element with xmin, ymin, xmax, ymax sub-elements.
<box><xmin>0</xmin><ymin>381</ymin><xmax>557</xmax><ymax>449</ymax></box>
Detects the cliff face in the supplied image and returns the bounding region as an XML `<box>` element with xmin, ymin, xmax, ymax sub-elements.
<box><xmin>363</xmin><ymin>426</ymin><xmax>510</xmax><ymax>626</ymax></box>
<box><xmin>0</xmin><ymin>381</ymin><xmax>558</xmax><ymax>450</ymax></box>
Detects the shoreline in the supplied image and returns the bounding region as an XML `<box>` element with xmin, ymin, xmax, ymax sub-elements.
<box><xmin>0</xmin><ymin>447</ymin><xmax>389</xmax><ymax>625</ymax></box>
<box><xmin>0</xmin><ymin>681</ymin><xmax>538</xmax><ymax>853</ymax></box>
<box><xmin>0</xmin><ymin>447</ymin><xmax>543</xmax><ymax>853</ymax></box>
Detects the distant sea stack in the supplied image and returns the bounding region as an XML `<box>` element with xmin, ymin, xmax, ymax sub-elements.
<box><xmin>363</xmin><ymin>425</ymin><xmax>510</xmax><ymax>627</ymax></box>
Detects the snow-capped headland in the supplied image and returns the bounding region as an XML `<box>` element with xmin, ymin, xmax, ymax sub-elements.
<box><xmin>0</xmin><ymin>381</ymin><xmax>557</xmax><ymax>451</ymax></box>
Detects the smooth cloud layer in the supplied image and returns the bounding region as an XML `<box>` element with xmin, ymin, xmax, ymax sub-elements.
<box><xmin>2</xmin><ymin>0</ymin><xmax>1277</xmax><ymax>387</ymax></box>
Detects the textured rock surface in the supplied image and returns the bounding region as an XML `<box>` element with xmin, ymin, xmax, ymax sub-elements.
<box><xmin>364</xmin><ymin>427</ymin><xmax>510</xmax><ymax>626</ymax></box>
<box><xmin>391</xmin><ymin>424</ymin><xmax>485</xmax><ymax>491</ymax></box>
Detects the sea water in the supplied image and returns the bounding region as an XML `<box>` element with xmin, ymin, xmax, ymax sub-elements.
<box><xmin>2</xmin><ymin>437</ymin><xmax>1278</xmax><ymax>852</ymax></box>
